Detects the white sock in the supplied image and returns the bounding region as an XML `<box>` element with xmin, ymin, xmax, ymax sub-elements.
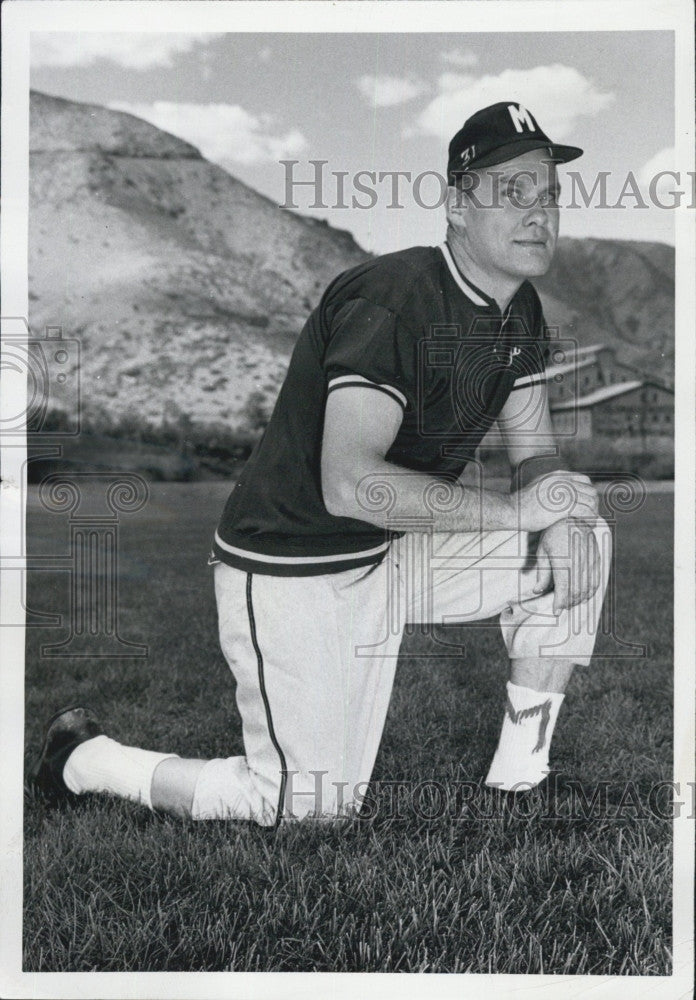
<box><xmin>485</xmin><ymin>682</ymin><xmax>565</xmax><ymax>791</ymax></box>
<box><xmin>63</xmin><ymin>735</ymin><xmax>178</xmax><ymax>810</ymax></box>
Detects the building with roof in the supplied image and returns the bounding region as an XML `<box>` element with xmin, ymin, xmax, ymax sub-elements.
<box><xmin>476</xmin><ymin>343</ymin><xmax>673</xmax><ymax>460</ymax></box>
<box><xmin>546</xmin><ymin>344</ymin><xmax>673</xmax><ymax>450</ymax></box>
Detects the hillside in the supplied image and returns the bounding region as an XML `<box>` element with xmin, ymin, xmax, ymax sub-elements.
<box><xmin>536</xmin><ymin>238</ymin><xmax>674</xmax><ymax>382</ymax></box>
<box><xmin>29</xmin><ymin>90</ymin><xmax>368</xmax><ymax>436</ymax></box>
<box><xmin>28</xmin><ymin>89</ymin><xmax>674</xmax><ymax>451</ymax></box>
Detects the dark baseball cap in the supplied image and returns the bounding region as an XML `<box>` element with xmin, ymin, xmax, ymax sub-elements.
<box><xmin>447</xmin><ymin>102</ymin><xmax>583</xmax><ymax>180</ymax></box>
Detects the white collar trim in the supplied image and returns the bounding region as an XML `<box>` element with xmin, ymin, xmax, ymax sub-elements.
<box><xmin>439</xmin><ymin>242</ymin><xmax>490</xmax><ymax>307</ymax></box>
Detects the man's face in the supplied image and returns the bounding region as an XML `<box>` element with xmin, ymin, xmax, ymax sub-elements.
<box><xmin>451</xmin><ymin>149</ymin><xmax>561</xmax><ymax>283</ymax></box>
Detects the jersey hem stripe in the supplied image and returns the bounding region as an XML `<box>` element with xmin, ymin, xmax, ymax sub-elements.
<box><xmin>214</xmin><ymin>530</ymin><xmax>390</xmax><ymax>564</ymax></box>
<box><xmin>212</xmin><ymin>533</ymin><xmax>392</xmax><ymax>576</ymax></box>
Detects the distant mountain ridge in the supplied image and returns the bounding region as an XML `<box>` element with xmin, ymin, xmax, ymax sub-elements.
<box><xmin>535</xmin><ymin>238</ymin><xmax>674</xmax><ymax>384</ymax></box>
<box><xmin>28</xmin><ymin>90</ymin><xmax>674</xmax><ymax>441</ymax></box>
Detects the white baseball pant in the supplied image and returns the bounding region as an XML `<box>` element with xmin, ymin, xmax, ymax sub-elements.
<box><xmin>192</xmin><ymin>520</ymin><xmax>611</xmax><ymax>824</ymax></box>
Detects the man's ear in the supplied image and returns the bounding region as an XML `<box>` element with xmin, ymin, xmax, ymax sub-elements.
<box><xmin>445</xmin><ymin>184</ymin><xmax>467</xmax><ymax>233</ymax></box>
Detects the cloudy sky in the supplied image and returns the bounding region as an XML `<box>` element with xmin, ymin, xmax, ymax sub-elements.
<box><xmin>30</xmin><ymin>31</ymin><xmax>676</xmax><ymax>252</ymax></box>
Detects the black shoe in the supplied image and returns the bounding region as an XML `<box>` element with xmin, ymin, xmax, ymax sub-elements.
<box><xmin>29</xmin><ymin>705</ymin><xmax>102</xmax><ymax>804</ymax></box>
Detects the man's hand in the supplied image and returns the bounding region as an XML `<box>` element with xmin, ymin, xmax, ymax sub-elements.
<box><xmin>532</xmin><ymin>517</ymin><xmax>601</xmax><ymax>615</ymax></box>
<box><xmin>514</xmin><ymin>470</ymin><xmax>599</xmax><ymax>532</ymax></box>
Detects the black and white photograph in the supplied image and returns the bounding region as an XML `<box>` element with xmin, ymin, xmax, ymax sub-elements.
<box><xmin>1</xmin><ymin>2</ymin><xmax>694</xmax><ymax>997</ymax></box>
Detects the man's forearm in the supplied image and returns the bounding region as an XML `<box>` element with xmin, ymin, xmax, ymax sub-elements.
<box><xmin>326</xmin><ymin>456</ymin><xmax>516</xmax><ymax>532</ymax></box>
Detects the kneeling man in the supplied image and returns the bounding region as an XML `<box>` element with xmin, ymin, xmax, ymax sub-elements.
<box><xmin>32</xmin><ymin>103</ymin><xmax>609</xmax><ymax>825</ymax></box>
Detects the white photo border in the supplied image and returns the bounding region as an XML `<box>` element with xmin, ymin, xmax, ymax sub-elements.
<box><xmin>1</xmin><ymin>2</ymin><xmax>694</xmax><ymax>998</ymax></box>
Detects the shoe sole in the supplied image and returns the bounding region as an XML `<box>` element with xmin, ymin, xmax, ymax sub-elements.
<box><xmin>28</xmin><ymin>704</ymin><xmax>96</xmax><ymax>785</ymax></box>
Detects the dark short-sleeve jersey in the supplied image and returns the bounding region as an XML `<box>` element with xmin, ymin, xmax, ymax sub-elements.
<box><xmin>212</xmin><ymin>243</ymin><xmax>548</xmax><ymax>576</ymax></box>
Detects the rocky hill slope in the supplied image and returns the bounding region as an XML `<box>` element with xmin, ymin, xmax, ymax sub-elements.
<box><xmin>29</xmin><ymin>90</ymin><xmax>368</xmax><ymax>435</ymax></box>
<box><xmin>29</xmin><ymin>90</ymin><xmax>674</xmax><ymax>446</ymax></box>
<box><xmin>535</xmin><ymin>238</ymin><xmax>674</xmax><ymax>382</ymax></box>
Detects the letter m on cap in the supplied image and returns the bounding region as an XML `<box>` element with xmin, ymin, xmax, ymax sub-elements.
<box><xmin>508</xmin><ymin>104</ymin><xmax>536</xmax><ymax>133</ymax></box>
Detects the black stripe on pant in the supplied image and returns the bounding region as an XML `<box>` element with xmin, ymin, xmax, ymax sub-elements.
<box><xmin>245</xmin><ymin>573</ymin><xmax>288</xmax><ymax>828</ymax></box>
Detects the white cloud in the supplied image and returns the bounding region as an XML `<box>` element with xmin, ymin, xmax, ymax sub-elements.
<box><xmin>638</xmin><ymin>146</ymin><xmax>678</xmax><ymax>206</ymax></box>
<box><xmin>638</xmin><ymin>147</ymin><xmax>675</xmax><ymax>186</ymax></box>
<box><xmin>441</xmin><ymin>48</ymin><xmax>479</xmax><ymax>69</ymax></box>
<box><xmin>109</xmin><ymin>101</ymin><xmax>307</xmax><ymax>165</ymax></box>
<box><xmin>414</xmin><ymin>64</ymin><xmax>615</xmax><ymax>140</ymax></box>
<box><xmin>437</xmin><ymin>72</ymin><xmax>471</xmax><ymax>93</ymax></box>
<box><xmin>31</xmin><ymin>32</ymin><xmax>223</xmax><ymax>71</ymax></box>
<box><xmin>356</xmin><ymin>74</ymin><xmax>427</xmax><ymax>108</ymax></box>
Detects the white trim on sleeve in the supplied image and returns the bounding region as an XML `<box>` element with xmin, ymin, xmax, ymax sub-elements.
<box><xmin>511</xmin><ymin>372</ymin><xmax>546</xmax><ymax>391</ymax></box>
<box><xmin>327</xmin><ymin>373</ymin><xmax>408</xmax><ymax>410</ymax></box>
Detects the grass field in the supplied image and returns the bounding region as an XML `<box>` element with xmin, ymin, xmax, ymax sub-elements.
<box><xmin>23</xmin><ymin>481</ymin><xmax>674</xmax><ymax>974</ymax></box>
